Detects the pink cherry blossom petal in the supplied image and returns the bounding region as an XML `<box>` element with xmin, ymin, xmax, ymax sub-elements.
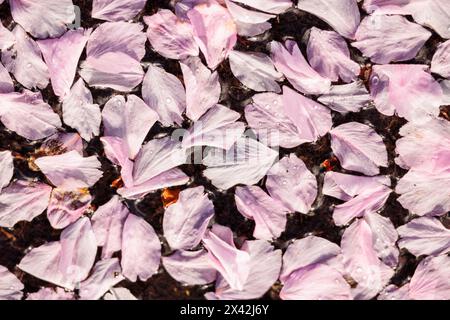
<box><xmin>230</xmin><ymin>0</ymin><xmax>292</xmax><ymax>14</ymax></box>
<box><xmin>0</xmin><ymin>180</ymin><xmax>52</xmax><ymax>228</ymax></box>
<box><xmin>9</xmin><ymin>0</ymin><xmax>75</xmax><ymax>39</ymax></box>
<box><xmin>0</xmin><ymin>62</ymin><xmax>14</xmax><ymax>93</ymax></box>
<box><xmin>187</xmin><ymin>0</ymin><xmax>237</xmax><ymax>69</ymax></box>
<box><xmin>297</xmin><ymin>0</ymin><xmax>360</xmax><ymax>39</ymax></box>
<box><xmin>144</xmin><ymin>9</ymin><xmax>199</xmax><ymax>60</ymax></box>
<box><xmin>330</xmin><ymin>122</ymin><xmax>388</xmax><ymax>176</ymax></box>
<box><xmin>92</xmin><ymin>0</ymin><xmax>146</xmax><ymax>21</ymax></box>
<box><xmin>266</xmin><ymin>154</ymin><xmax>317</xmax><ymax>214</ymax></box>
<box><xmin>235</xmin><ymin>185</ymin><xmax>288</xmax><ymax>240</ymax></box>
<box><xmin>0</xmin><ymin>150</ymin><xmax>13</xmax><ymax>191</ymax></box>
<box><xmin>180</xmin><ymin>57</ymin><xmax>221</xmax><ymax>121</ymax></box>
<box><xmin>0</xmin><ymin>266</ymin><xmax>24</xmax><ymax>300</ymax></box>
<box><xmin>224</xmin><ymin>0</ymin><xmax>273</xmax><ymax>37</ymax></box>
<box><xmin>26</xmin><ymin>287</ymin><xmax>75</xmax><ymax>300</ymax></box>
<box><xmin>307</xmin><ymin>27</ymin><xmax>360</xmax><ymax>82</ymax></box>
<box><xmin>35</xmin><ymin>151</ymin><xmax>103</xmax><ymax>190</ymax></box>
<box><xmin>318</xmin><ymin>82</ymin><xmax>371</xmax><ymax>114</ymax></box>
<box><xmin>142</xmin><ymin>64</ymin><xmax>186</xmax><ymax>127</ymax></box>
<box><xmin>162</xmin><ymin>249</ymin><xmax>217</xmax><ymax>285</ymax></box>
<box><xmin>37</xmin><ymin>28</ymin><xmax>91</xmax><ymax>97</ymax></box>
<box><xmin>80</xmin><ymin>22</ymin><xmax>146</xmax><ymax>91</ymax></box>
<box><xmin>103</xmin><ymin>288</ymin><xmax>137</xmax><ymax>300</ymax></box>
<box><xmin>270</xmin><ymin>40</ymin><xmax>330</xmax><ymax>95</ymax></box>
<box><xmin>431</xmin><ymin>40</ymin><xmax>450</xmax><ymax>79</ymax></box>
<box><xmin>121</xmin><ymin>214</ymin><xmax>161</xmax><ymax>282</ymax></box>
<box><xmin>0</xmin><ymin>22</ymin><xmax>15</xmax><ymax>51</ymax></box>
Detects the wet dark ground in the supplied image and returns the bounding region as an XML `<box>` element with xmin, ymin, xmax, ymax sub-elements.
<box><xmin>0</xmin><ymin>0</ymin><xmax>449</xmax><ymax>300</ymax></box>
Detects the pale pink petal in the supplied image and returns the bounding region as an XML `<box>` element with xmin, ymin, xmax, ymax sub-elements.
<box><xmin>270</xmin><ymin>40</ymin><xmax>330</xmax><ymax>95</ymax></box>
<box><xmin>0</xmin><ymin>62</ymin><xmax>14</xmax><ymax>93</ymax></box>
<box><xmin>202</xmin><ymin>224</ymin><xmax>251</xmax><ymax>291</ymax></box>
<box><xmin>142</xmin><ymin>64</ymin><xmax>186</xmax><ymax>127</ymax></box>
<box><xmin>330</xmin><ymin>122</ymin><xmax>388</xmax><ymax>176</ymax></box>
<box><xmin>0</xmin><ymin>180</ymin><xmax>52</xmax><ymax>228</ymax></box>
<box><xmin>182</xmin><ymin>104</ymin><xmax>245</xmax><ymax>150</ymax></box>
<box><xmin>37</xmin><ymin>28</ymin><xmax>91</xmax><ymax>97</ymax></box>
<box><xmin>79</xmin><ymin>258</ymin><xmax>124</xmax><ymax>300</ymax></box>
<box><xmin>245</xmin><ymin>93</ymin><xmax>301</xmax><ymax>148</ymax></box>
<box><xmin>2</xmin><ymin>26</ymin><xmax>49</xmax><ymax>90</ymax></box>
<box><xmin>297</xmin><ymin>0</ymin><xmax>360</xmax><ymax>39</ymax></box>
<box><xmin>0</xmin><ymin>22</ymin><xmax>15</xmax><ymax>51</ymax></box>
<box><xmin>364</xmin><ymin>212</ymin><xmax>399</xmax><ymax>268</ymax></box>
<box><xmin>0</xmin><ymin>90</ymin><xmax>61</xmax><ymax>140</ymax></box>
<box><xmin>100</xmin><ymin>137</ymin><xmax>134</xmax><ymax>186</ymax></box>
<box><xmin>26</xmin><ymin>287</ymin><xmax>75</xmax><ymax>300</ymax></box>
<box><xmin>144</xmin><ymin>9</ymin><xmax>199</xmax><ymax>60</ymax></box>
<box><xmin>121</xmin><ymin>214</ymin><xmax>161</xmax><ymax>282</ymax></box>
<box><xmin>229</xmin><ymin>50</ymin><xmax>282</xmax><ymax>92</ymax></box>
<box><xmin>180</xmin><ymin>56</ymin><xmax>221</xmax><ymax>121</ymax></box>
<box><xmin>63</xmin><ymin>79</ymin><xmax>101</xmax><ymax>141</ymax></box>
<box><xmin>80</xmin><ymin>22</ymin><xmax>146</xmax><ymax>91</ymax></box>
<box><xmin>370</xmin><ymin>64</ymin><xmax>444</xmax><ymax>122</ymax></box>
<box><xmin>362</xmin><ymin>0</ymin><xmax>411</xmax><ymax>15</ymax></box>
<box><xmin>131</xmin><ymin>137</ymin><xmax>187</xmax><ymax>186</ymax></box>
<box><xmin>378</xmin><ymin>284</ymin><xmax>411</xmax><ymax>301</ymax></box>
<box><xmin>9</xmin><ymin>0</ymin><xmax>75</xmax><ymax>39</ymax></box>
<box><xmin>91</xmin><ymin>196</ymin><xmax>129</xmax><ymax>259</ymax></box>
<box><xmin>42</xmin><ymin>133</ymin><xmax>84</xmax><ymax>155</ymax></box>
<box><xmin>431</xmin><ymin>40</ymin><xmax>450</xmax><ymax>79</ymax></box>
<box><xmin>341</xmin><ymin>219</ymin><xmax>394</xmax><ymax>300</ymax></box>
<box><xmin>0</xmin><ymin>266</ymin><xmax>24</xmax><ymax>300</ymax></box>
<box><xmin>396</xmin><ymin>167</ymin><xmax>450</xmax><ymax>217</ymax></box>
<box><xmin>307</xmin><ymin>27</ymin><xmax>360</xmax><ymax>82</ymax></box>
<box><xmin>408</xmin><ymin>0</ymin><xmax>450</xmax><ymax>39</ymax></box>
<box><xmin>206</xmin><ymin>240</ymin><xmax>282</xmax><ymax>300</ymax></box>
<box><xmin>235</xmin><ymin>185</ymin><xmax>288</xmax><ymax>240</ymax></box>
<box><xmin>408</xmin><ymin>255</ymin><xmax>450</xmax><ymax>300</ymax></box>
<box><xmin>92</xmin><ymin>0</ymin><xmax>146</xmax><ymax>21</ymax></box>
<box><xmin>163</xmin><ymin>186</ymin><xmax>214</xmax><ymax>250</ymax></box>
<box><xmin>0</xmin><ymin>150</ymin><xmax>13</xmax><ymax>191</ymax></box>
<box><xmin>118</xmin><ymin>168</ymin><xmax>189</xmax><ymax>200</ymax></box>
<box><xmin>318</xmin><ymin>81</ymin><xmax>371</xmax><ymax>114</ymax></box>
<box><xmin>102</xmin><ymin>95</ymin><xmax>158</xmax><ymax>160</ymax></box>
<box><xmin>280</xmin><ymin>264</ymin><xmax>351</xmax><ymax>300</ymax></box>
<box><xmin>35</xmin><ymin>151</ymin><xmax>103</xmax><ymax>190</ymax></box>
<box><xmin>187</xmin><ymin>0</ymin><xmax>237</xmax><ymax>69</ymax></box>
<box><xmin>47</xmin><ymin>188</ymin><xmax>92</xmax><ymax>229</ymax></box>
<box><xmin>202</xmin><ymin>136</ymin><xmax>278</xmax><ymax>190</ymax></box>
<box><xmin>397</xmin><ymin>217</ymin><xmax>450</xmax><ymax>257</ymax></box>
<box><xmin>332</xmin><ymin>186</ymin><xmax>392</xmax><ymax>226</ymax></box>
<box><xmin>395</xmin><ymin>118</ymin><xmax>450</xmax><ymax>170</ymax></box>
<box><xmin>18</xmin><ymin>217</ymin><xmax>97</xmax><ymax>290</ymax></box>
<box><xmin>323</xmin><ymin>172</ymin><xmax>390</xmax><ymax>202</ymax></box>
<box><xmin>352</xmin><ymin>15</ymin><xmax>430</xmax><ymax>64</ymax></box>
<box><xmin>282</xmin><ymin>86</ymin><xmax>332</xmax><ymax>144</ymax></box>
<box><xmin>224</xmin><ymin>0</ymin><xmax>273</xmax><ymax>37</ymax></box>
<box><xmin>162</xmin><ymin>249</ymin><xmax>217</xmax><ymax>285</ymax></box>
<box><xmin>230</xmin><ymin>0</ymin><xmax>292</xmax><ymax>14</ymax></box>
<box><xmin>266</xmin><ymin>154</ymin><xmax>317</xmax><ymax>214</ymax></box>
<box><xmin>281</xmin><ymin>236</ymin><xmax>343</xmax><ymax>283</ymax></box>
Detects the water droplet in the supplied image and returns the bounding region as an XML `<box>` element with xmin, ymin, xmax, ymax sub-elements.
<box><xmin>334</xmin><ymin>278</ymin><xmax>340</xmax><ymax>284</ymax></box>
<box><xmin>26</xmin><ymin>63</ymin><xmax>32</xmax><ymax>69</ymax></box>
<box><xmin>356</xmin><ymin>267</ymin><xmax>362</xmax><ymax>273</ymax></box>
<box><xmin>265</xmin><ymin>104</ymin><xmax>270</xmax><ymax>109</ymax></box>
<box><xmin>166</xmin><ymin>98</ymin><xmax>172</xmax><ymax>104</ymax></box>
<box><xmin>9</xmin><ymin>285</ymin><xmax>15</xmax><ymax>290</ymax></box>
<box><xmin>282</xmin><ymin>180</ymin><xmax>287</xmax><ymax>185</ymax></box>
<box><xmin>313</xmin><ymin>105</ymin><xmax>318</xmax><ymax>110</ymax></box>
<box><xmin>372</xmin><ymin>76</ymin><xmax>379</xmax><ymax>85</ymax></box>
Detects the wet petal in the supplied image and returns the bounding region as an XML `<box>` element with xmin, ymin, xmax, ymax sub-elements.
<box><xmin>0</xmin><ymin>265</ymin><xmax>24</xmax><ymax>300</ymax></box>
<box><xmin>121</xmin><ymin>214</ymin><xmax>161</xmax><ymax>282</ymax></box>
<box><xmin>431</xmin><ymin>40</ymin><xmax>450</xmax><ymax>78</ymax></box>
<box><xmin>224</xmin><ymin>0</ymin><xmax>273</xmax><ymax>37</ymax></box>
<box><xmin>397</xmin><ymin>217</ymin><xmax>450</xmax><ymax>257</ymax></box>
<box><xmin>330</xmin><ymin>122</ymin><xmax>388</xmax><ymax>176</ymax></box>
<box><xmin>92</xmin><ymin>0</ymin><xmax>146</xmax><ymax>21</ymax></box>
<box><xmin>63</xmin><ymin>79</ymin><xmax>101</xmax><ymax>141</ymax></box>
<box><xmin>47</xmin><ymin>188</ymin><xmax>92</xmax><ymax>229</ymax></box>
<box><xmin>307</xmin><ymin>27</ymin><xmax>360</xmax><ymax>82</ymax></box>
<box><xmin>144</xmin><ymin>9</ymin><xmax>199</xmax><ymax>60</ymax></box>
<box><xmin>230</xmin><ymin>0</ymin><xmax>292</xmax><ymax>14</ymax></box>
<box><xmin>235</xmin><ymin>185</ymin><xmax>288</xmax><ymax>240</ymax></box>
<box><xmin>0</xmin><ymin>150</ymin><xmax>13</xmax><ymax>191</ymax></box>
<box><xmin>163</xmin><ymin>186</ymin><xmax>214</xmax><ymax>250</ymax></box>
<box><xmin>180</xmin><ymin>56</ymin><xmax>221</xmax><ymax>121</ymax></box>
<box><xmin>103</xmin><ymin>287</ymin><xmax>137</xmax><ymax>300</ymax></box>
<box><xmin>37</xmin><ymin>28</ymin><xmax>91</xmax><ymax>97</ymax></box>
<box><xmin>0</xmin><ymin>180</ymin><xmax>52</xmax><ymax>228</ymax></box>
<box><xmin>0</xmin><ymin>62</ymin><xmax>14</xmax><ymax>93</ymax></box>
<box><xmin>270</xmin><ymin>40</ymin><xmax>330</xmax><ymax>95</ymax></box>
<box><xmin>80</xmin><ymin>22</ymin><xmax>146</xmax><ymax>91</ymax></box>
<box><xmin>202</xmin><ymin>136</ymin><xmax>278</xmax><ymax>189</ymax></box>
<box><xmin>229</xmin><ymin>50</ymin><xmax>282</xmax><ymax>92</ymax></box>
<box><xmin>266</xmin><ymin>154</ymin><xmax>317</xmax><ymax>213</ymax></box>
<box><xmin>352</xmin><ymin>15</ymin><xmax>431</xmax><ymax>64</ymax></box>
<box><xmin>187</xmin><ymin>0</ymin><xmax>237</xmax><ymax>69</ymax></box>
<box><xmin>142</xmin><ymin>64</ymin><xmax>186</xmax><ymax>127</ymax></box>
<box><xmin>318</xmin><ymin>81</ymin><xmax>371</xmax><ymax>114</ymax></box>
<box><xmin>35</xmin><ymin>151</ymin><xmax>103</xmax><ymax>190</ymax></box>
